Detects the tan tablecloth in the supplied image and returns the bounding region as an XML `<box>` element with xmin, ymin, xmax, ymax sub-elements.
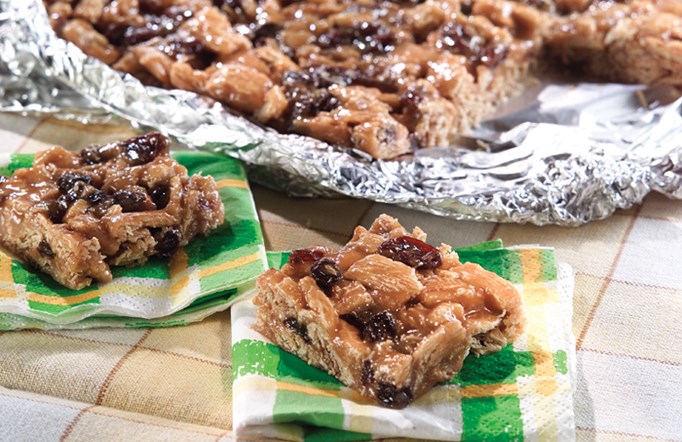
<box><xmin>0</xmin><ymin>114</ymin><xmax>680</xmax><ymax>441</ymax></box>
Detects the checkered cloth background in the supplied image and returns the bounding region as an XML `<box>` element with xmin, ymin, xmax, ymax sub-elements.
<box><xmin>0</xmin><ymin>114</ymin><xmax>681</xmax><ymax>442</ymax></box>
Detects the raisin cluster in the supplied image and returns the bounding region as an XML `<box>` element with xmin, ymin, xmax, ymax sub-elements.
<box><xmin>377</xmin><ymin>236</ymin><xmax>442</xmax><ymax>270</ymax></box>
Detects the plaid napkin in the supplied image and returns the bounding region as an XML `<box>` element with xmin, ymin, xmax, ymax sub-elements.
<box><xmin>232</xmin><ymin>243</ymin><xmax>576</xmax><ymax>441</ymax></box>
<box><xmin>0</xmin><ymin>151</ymin><xmax>267</xmax><ymax>330</ymax></box>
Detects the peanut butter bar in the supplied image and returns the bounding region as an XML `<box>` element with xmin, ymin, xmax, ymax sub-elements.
<box><xmin>254</xmin><ymin>214</ymin><xmax>524</xmax><ymax>408</ymax></box>
<box><xmin>0</xmin><ymin>133</ymin><xmax>224</xmax><ymax>290</ymax></box>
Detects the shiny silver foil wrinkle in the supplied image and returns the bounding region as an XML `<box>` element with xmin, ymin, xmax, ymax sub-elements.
<box><xmin>1</xmin><ymin>0</ymin><xmax>681</xmax><ymax>225</ymax></box>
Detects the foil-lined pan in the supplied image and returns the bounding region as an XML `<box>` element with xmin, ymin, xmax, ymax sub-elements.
<box><xmin>1</xmin><ymin>0</ymin><xmax>681</xmax><ymax>225</ymax></box>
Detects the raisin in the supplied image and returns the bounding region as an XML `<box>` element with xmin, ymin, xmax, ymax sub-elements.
<box><xmin>316</xmin><ymin>92</ymin><xmax>339</xmax><ymax>113</ymax></box>
<box><xmin>362</xmin><ymin>311</ymin><xmax>397</xmax><ymax>343</ymax></box>
<box><xmin>149</xmin><ymin>183</ymin><xmax>170</xmax><ymax>209</ymax></box>
<box><xmin>460</xmin><ymin>1</ymin><xmax>473</xmax><ymax>15</ymax></box>
<box><xmin>86</xmin><ymin>190</ymin><xmax>109</xmax><ymax>205</ymax></box>
<box><xmin>524</xmin><ymin>0</ymin><xmax>551</xmax><ymax>11</ymax></box>
<box><xmin>162</xmin><ymin>36</ymin><xmax>205</xmax><ymax>57</ymax></box>
<box><xmin>282</xmin><ymin>69</ymin><xmax>316</xmax><ymax>89</ymax></box>
<box><xmin>284</xmin><ymin>85</ymin><xmax>341</xmax><ymax>120</ymax></box>
<box><xmin>96</xmin><ymin>22</ymin><xmax>128</xmax><ymax>46</ymax></box>
<box><xmin>310</xmin><ymin>259</ymin><xmax>342</xmax><ymax>291</ymax></box>
<box><xmin>253</xmin><ymin>22</ymin><xmax>282</xmax><ymax>46</ymax></box>
<box><xmin>123</xmin><ymin>132</ymin><xmax>169</xmax><ymax>165</ymax></box>
<box><xmin>340</xmin><ymin>312</ymin><xmax>366</xmax><ymax>332</ymax></box>
<box><xmin>47</xmin><ymin>197</ymin><xmax>69</xmax><ymax>223</ymax></box>
<box><xmin>361</xmin><ymin>360</ymin><xmax>374</xmax><ymax>385</ymax></box>
<box><xmin>377</xmin><ymin>383</ymin><xmax>413</xmax><ymax>408</ymax></box>
<box><xmin>124</xmin><ymin>23</ymin><xmax>162</xmax><ymax>45</ymax></box>
<box><xmin>437</xmin><ymin>23</ymin><xmax>508</xmax><ymax>69</ymax></box>
<box><xmin>114</xmin><ymin>2</ymin><xmax>192</xmax><ymax>45</ymax></box>
<box><xmin>288</xmin><ymin>248</ymin><xmax>325</xmax><ymax>265</ymax></box>
<box><xmin>160</xmin><ymin>37</ymin><xmax>214</xmax><ymax>70</ymax></box>
<box><xmin>57</xmin><ymin>173</ymin><xmax>92</xmax><ymax>194</ymax></box>
<box><xmin>479</xmin><ymin>43</ymin><xmax>508</xmax><ymax>69</ymax></box>
<box><xmin>377</xmin><ymin>236</ymin><xmax>442</xmax><ymax>270</ymax></box>
<box><xmin>284</xmin><ymin>317</ymin><xmax>312</xmax><ymax>344</ymax></box>
<box><xmin>438</xmin><ymin>23</ymin><xmax>468</xmax><ymax>52</ymax></box>
<box><xmin>352</xmin><ymin>71</ymin><xmax>398</xmax><ymax>93</ymax></box>
<box><xmin>140</xmin><ymin>0</ymin><xmax>192</xmax><ymax>17</ymax></box>
<box><xmin>400</xmin><ymin>88</ymin><xmax>423</xmax><ymax>114</ymax></box>
<box><xmin>38</xmin><ymin>239</ymin><xmax>54</xmax><ymax>257</ymax></box>
<box><xmin>318</xmin><ymin>22</ymin><xmax>397</xmax><ymax>55</ymax></box>
<box><xmin>86</xmin><ymin>190</ymin><xmax>115</xmax><ymax>216</ymax></box>
<box><xmin>113</xmin><ymin>188</ymin><xmax>149</xmax><ymax>212</ymax></box>
<box><xmin>281</xmin><ymin>67</ymin><xmax>358</xmax><ymax>120</ymax></box>
<box><xmin>80</xmin><ymin>146</ymin><xmax>104</xmax><ymax>165</ymax></box>
<box><xmin>217</xmin><ymin>0</ymin><xmax>247</xmax><ymax>14</ymax></box>
<box><xmin>283</xmin><ymin>65</ymin><xmax>397</xmax><ymax>106</ymax></box>
<box><xmin>139</xmin><ymin>0</ymin><xmax>164</xmax><ymax>13</ymax></box>
<box><xmin>155</xmin><ymin>228</ymin><xmax>181</xmax><ymax>258</ymax></box>
<box><xmin>286</xmin><ymin>90</ymin><xmax>338</xmax><ymax>119</ymax></box>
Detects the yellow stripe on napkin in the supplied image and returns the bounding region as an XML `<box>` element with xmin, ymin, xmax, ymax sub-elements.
<box><xmin>460</xmin><ymin>383</ymin><xmax>519</xmax><ymax>399</ymax></box>
<box><xmin>199</xmin><ymin>253</ymin><xmax>261</xmax><ymax>279</ymax></box>
<box><xmin>171</xmin><ymin>249</ymin><xmax>190</xmax><ymax>295</ymax></box>
<box><xmin>519</xmin><ymin>249</ymin><xmax>542</xmax><ymax>284</ymax></box>
<box><xmin>216</xmin><ymin>179</ymin><xmax>249</xmax><ymax>190</ymax></box>
<box><xmin>28</xmin><ymin>290</ymin><xmax>100</xmax><ymax>306</ymax></box>
<box><xmin>0</xmin><ymin>255</ymin><xmax>16</xmax><ymax>298</ymax></box>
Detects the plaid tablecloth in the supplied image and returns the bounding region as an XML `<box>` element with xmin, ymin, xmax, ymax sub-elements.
<box><xmin>0</xmin><ymin>114</ymin><xmax>681</xmax><ymax>441</ymax></box>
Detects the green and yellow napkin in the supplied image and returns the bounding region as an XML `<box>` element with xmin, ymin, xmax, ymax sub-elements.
<box><xmin>0</xmin><ymin>151</ymin><xmax>267</xmax><ymax>330</ymax></box>
<box><xmin>232</xmin><ymin>244</ymin><xmax>576</xmax><ymax>441</ymax></box>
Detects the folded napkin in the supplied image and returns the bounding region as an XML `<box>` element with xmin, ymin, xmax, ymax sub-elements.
<box><xmin>232</xmin><ymin>243</ymin><xmax>576</xmax><ymax>441</ymax></box>
<box><xmin>0</xmin><ymin>151</ymin><xmax>267</xmax><ymax>330</ymax></box>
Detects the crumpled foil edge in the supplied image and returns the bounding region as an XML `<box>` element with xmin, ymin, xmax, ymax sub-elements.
<box><xmin>1</xmin><ymin>0</ymin><xmax>681</xmax><ymax>225</ymax></box>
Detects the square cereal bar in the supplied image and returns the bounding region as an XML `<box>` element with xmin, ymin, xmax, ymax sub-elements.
<box><xmin>0</xmin><ymin>133</ymin><xmax>224</xmax><ymax>289</ymax></box>
<box><xmin>254</xmin><ymin>214</ymin><xmax>524</xmax><ymax>408</ymax></box>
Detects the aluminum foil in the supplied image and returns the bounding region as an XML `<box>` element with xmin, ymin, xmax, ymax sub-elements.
<box><xmin>1</xmin><ymin>0</ymin><xmax>681</xmax><ymax>225</ymax></box>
